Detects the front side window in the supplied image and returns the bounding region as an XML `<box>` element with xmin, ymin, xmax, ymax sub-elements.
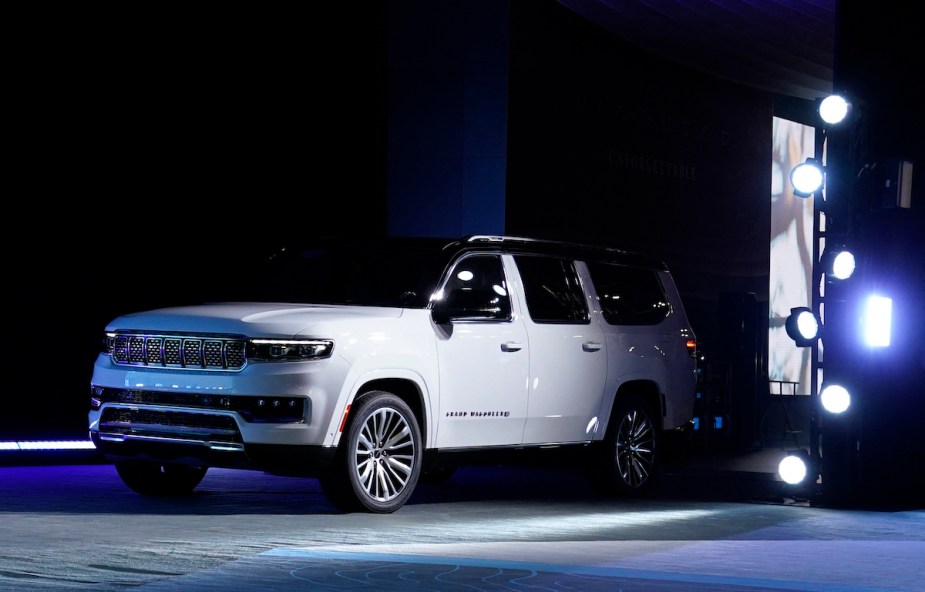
<box><xmin>587</xmin><ymin>261</ymin><xmax>670</xmax><ymax>325</ymax></box>
<box><xmin>437</xmin><ymin>254</ymin><xmax>511</xmax><ymax>321</ymax></box>
<box><xmin>513</xmin><ymin>255</ymin><xmax>589</xmax><ymax>324</ymax></box>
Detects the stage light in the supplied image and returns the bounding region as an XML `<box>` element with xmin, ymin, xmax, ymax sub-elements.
<box><xmin>820</xmin><ymin>384</ymin><xmax>851</xmax><ymax>414</ymax></box>
<box><xmin>785</xmin><ymin>306</ymin><xmax>820</xmax><ymax>346</ymax></box>
<box><xmin>863</xmin><ymin>295</ymin><xmax>892</xmax><ymax>347</ymax></box>
<box><xmin>778</xmin><ymin>450</ymin><xmax>811</xmax><ymax>485</ymax></box>
<box><xmin>0</xmin><ymin>439</ymin><xmax>97</xmax><ymax>452</ymax></box>
<box><xmin>818</xmin><ymin>94</ymin><xmax>851</xmax><ymax>125</ymax></box>
<box><xmin>821</xmin><ymin>246</ymin><xmax>856</xmax><ymax>280</ymax></box>
<box><xmin>790</xmin><ymin>158</ymin><xmax>825</xmax><ymax>197</ymax></box>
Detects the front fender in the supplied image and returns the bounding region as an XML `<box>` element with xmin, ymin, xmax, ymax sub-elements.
<box><xmin>324</xmin><ymin>367</ymin><xmax>435</xmax><ymax>448</ymax></box>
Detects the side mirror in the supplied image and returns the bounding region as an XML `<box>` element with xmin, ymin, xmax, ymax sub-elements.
<box><xmin>431</xmin><ymin>288</ymin><xmax>510</xmax><ymax>324</ymax></box>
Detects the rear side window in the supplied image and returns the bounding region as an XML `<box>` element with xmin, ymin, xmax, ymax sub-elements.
<box><xmin>513</xmin><ymin>255</ymin><xmax>589</xmax><ymax>324</ymax></box>
<box><xmin>587</xmin><ymin>262</ymin><xmax>671</xmax><ymax>325</ymax></box>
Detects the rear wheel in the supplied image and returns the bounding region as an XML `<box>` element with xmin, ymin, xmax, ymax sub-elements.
<box><xmin>319</xmin><ymin>391</ymin><xmax>422</xmax><ymax>513</ymax></box>
<box><xmin>589</xmin><ymin>396</ymin><xmax>659</xmax><ymax>497</ymax></box>
<box><xmin>115</xmin><ymin>461</ymin><xmax>208</xmax><ymax>496</ymax></box>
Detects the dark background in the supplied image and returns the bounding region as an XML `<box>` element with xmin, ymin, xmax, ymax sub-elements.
<box><xmin>6</xmin><ymin>2</ymin><xmax>923</xmax><ymax>506</ymax></box>
<box><xmin>8</xmin><ymin>5</ymin><xmax>381</xmax><ymax>437</ymax></box>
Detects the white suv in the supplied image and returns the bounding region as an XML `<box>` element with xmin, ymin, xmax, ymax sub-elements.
<box><xmin>89</xmin><ymin>235</ymin><xmax>697</xmax><ymax>513</ymax></box>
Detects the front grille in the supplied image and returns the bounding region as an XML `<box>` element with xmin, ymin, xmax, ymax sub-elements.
<box><xmin>110</xmin><ymin>332</ymin><xmax>247</xmax><ymax>370</ymax></box>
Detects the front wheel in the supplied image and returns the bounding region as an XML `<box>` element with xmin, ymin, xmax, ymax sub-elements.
<box><xmin>115</xmin><ymin>461</ymin><xmax>208</xmax><ymax>496</ymax></box>
<box><xmin>588</xmin><ymin>397</ymin><xmax>659</xmax><ymax>497</ymax></box>
<box><xmin>319</xmin><ymin>391</ymin><xmax>422</xmax><ymax>513</ymax></box>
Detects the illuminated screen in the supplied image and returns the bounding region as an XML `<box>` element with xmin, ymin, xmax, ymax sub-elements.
<box><xmin>769</xmin><ymin>117</ymin><xmax>816</xmax><ymax>394</ymax></box>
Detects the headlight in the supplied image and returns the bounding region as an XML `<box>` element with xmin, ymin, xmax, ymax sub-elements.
<box><xmin>101</xmin><ymin>332</ymin><xmax>116</xmax><ymax>355</ymax></box>
<box><xmin>246</xmin><ymin>338</ymin><xmax>334</xmax><ymax>361</ymax></box>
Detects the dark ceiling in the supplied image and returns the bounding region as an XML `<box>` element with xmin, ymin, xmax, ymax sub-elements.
<box><xmin>557</xmin><ymin>1</ymin><xmax>924</xmax><ymax>156</ymax></box>
<box><xmin>558</xmin><ymin>0</ymin><xmax>837</xmax><ymax>101</ymax></box>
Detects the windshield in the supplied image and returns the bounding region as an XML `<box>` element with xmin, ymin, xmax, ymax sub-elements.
<box><xmin>229</xmin><ymin>238</ymin><xmax>453</xmax><ymax>308</ymax></box>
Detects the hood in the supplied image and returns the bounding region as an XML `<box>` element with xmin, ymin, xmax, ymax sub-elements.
<box><xmin>105</xmin><ymin>302</ymin><xmax>404</xmax><ymax>338</ymax></box>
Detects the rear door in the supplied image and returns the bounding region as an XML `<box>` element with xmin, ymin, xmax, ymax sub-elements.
<box><xmin>512</xmin><ymin>254</ymin><xmax>608</xmax><ymax>444</ymax></box>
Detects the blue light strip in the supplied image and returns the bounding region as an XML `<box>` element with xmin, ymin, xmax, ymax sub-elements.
<box><xmin>0</xmin><ymin>440</ymin><xmax>97</xmax><ymax>452</ymax></box>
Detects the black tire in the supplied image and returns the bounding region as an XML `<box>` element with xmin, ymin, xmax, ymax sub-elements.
<box><xmin>319</xmin><ymin>391</ymin><xmax>422</xmax><ymax>513</ymax></box>
<box><xmin>115</xmin><ymin>461</ymin><xmax>208</xmax><ymax>496</ymax></box>
<box><xmin>588</xmin><ymin>396</ymin><xmax>659</xmax><ymax>497</ymax></box>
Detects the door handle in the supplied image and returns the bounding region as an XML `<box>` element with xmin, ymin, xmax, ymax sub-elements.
<box><xmin>582</xmin><ymin>341</ymin><xmax>603</xmax><ymax>352</ymax></box>
<box><xmin>501</xmin><ymin>341</ymin><xmax>524</xmax><ymax>352</ymax></box>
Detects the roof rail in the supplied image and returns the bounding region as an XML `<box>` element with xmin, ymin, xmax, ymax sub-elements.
<box><xmin>467</xmin><ymin>234</ymin><xmax>604</xmax><ymax>251</ymax></box>
<box><xmin>466</xmin><ymin>235</ymin><xmax>538</xmax><ymax>243</ymax></box>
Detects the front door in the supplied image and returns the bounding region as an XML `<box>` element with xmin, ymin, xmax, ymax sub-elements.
<box><xmin>433</xmin><ymin>254</ymin><xmax>529</xmax><ymax>448</ymax></box>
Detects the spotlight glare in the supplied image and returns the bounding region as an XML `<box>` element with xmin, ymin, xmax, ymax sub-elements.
<box><xmin>831</xmin><ymin>251</ymin><xmax>856</xmax><ymax>280</ymax></box>
<box><xmin>790</xmin><ymin>160</ymin><xmax>825</xmax><ymax>197</ymax></box>
<box><xmin>819</xmin><ymin>95</ymin><xmax>850</xmax><ymax>125</ymax></box>
<box><xmin>796</xmin><ymin>312</ymin><xmax>818</xmax><ymax>339</ymax></box>
<box><xmin>863</xmin><ymin>295</ymin><xmax>892</xmax><ymax>347</ymax></box>
<box><xmin>779</xmin><ymin>453</ymin><xmax>809</xmax><ymax>485</ymax></box>
<box><xmin>785</xmin><ymin>307</ymin><xmax>820</xmax><ymax>347</ymax></box>
<box><xmin>820</xmin><ymin>384</ymin><xmax>851</xmax><ymax>414</ymax></box>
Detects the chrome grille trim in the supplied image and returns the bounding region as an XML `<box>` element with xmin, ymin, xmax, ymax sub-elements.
<box><xmin>110</xmin><ymin>332</ymin><xmax>247</xmax><ymax>371</ymax></box>
<box><xmin>98</xmin><ymin>433</ymin><xmax>246</xmax><ymax>452</ymax></box>
<box><xmin>98</xmin><ymin>406</ymin><xmax>244</xmax><ymax>448</ymax></box>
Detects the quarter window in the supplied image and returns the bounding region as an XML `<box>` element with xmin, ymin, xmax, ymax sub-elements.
<box><xmin>587</xmin><ymin>262</ymin><xmax>671</xmax><ymax>325</ymax></box>
<box><xmin>514</xmin><ymin>255</ymin><xmax>589</xmax><ymax>323</ymax></box>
